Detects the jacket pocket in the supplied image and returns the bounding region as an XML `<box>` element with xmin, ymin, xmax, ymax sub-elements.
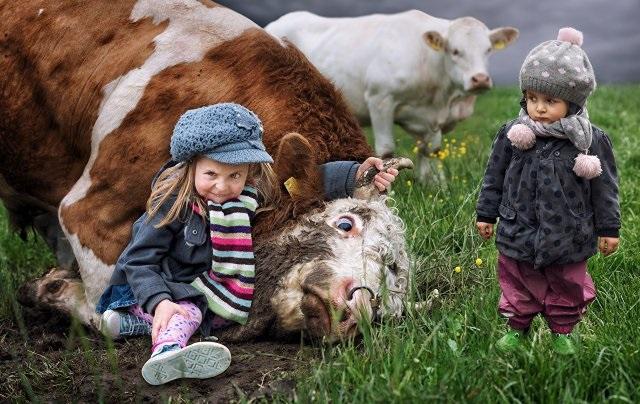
<box><xmin>572</xmin><ymin>211</ymin><xmax>595</xmax><ymax>245</ymax></box>
<box><xmin>498</xmin><ymin>204</ymin><xmax>516</xmax><ymax>220</ymax></box>
<box><xmin>497</xmin><ymin>204</ymin><xmax>518</xmax><ymax>237</ymax></box>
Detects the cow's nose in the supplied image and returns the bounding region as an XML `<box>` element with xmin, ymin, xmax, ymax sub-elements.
<box><xmin>471</xmin><ymin>73</ymin><xmax>491</xmax><ymax>90</ymax></box>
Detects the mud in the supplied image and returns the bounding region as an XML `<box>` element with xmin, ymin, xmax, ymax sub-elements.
<box><xmin>0</xmin><ymin>308</ymin><xmax>310</xmax><ymax>402</ymax></box>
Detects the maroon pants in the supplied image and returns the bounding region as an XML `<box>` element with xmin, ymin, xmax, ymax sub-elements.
<box><xmin>497</xmin><ymin>254</ymin><xmax>596</xmax><ymax>334</ymax></box>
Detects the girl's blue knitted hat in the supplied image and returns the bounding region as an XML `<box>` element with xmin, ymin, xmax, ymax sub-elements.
<box><xmin>170</xmin><ymin>103</ymin><xmax>273</xmax><ymax>164</ymax></box>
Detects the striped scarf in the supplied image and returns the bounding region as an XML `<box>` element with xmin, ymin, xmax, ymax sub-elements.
<box><xmin>190</xmin><ymin>186</ymin><xmax>258</xmax><ymax>324</ymax></box>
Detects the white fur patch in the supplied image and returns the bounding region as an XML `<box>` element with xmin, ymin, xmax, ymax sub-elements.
<box><xmin>63</xmin><ymin>233</ymin><xmax>115</xmax><ymax>310</ymax></box>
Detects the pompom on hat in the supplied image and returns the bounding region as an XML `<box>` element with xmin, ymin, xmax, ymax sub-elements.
<box><xmin>170</xmin><ymin>103</ymin><xmax>273</xmax><ymax>165</ymax></box>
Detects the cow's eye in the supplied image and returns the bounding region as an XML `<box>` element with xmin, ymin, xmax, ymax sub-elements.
<box><xmin>336</xmin><ymin>216</ymin><xmax>354</xmax><ymax>232</ymax></box>
<box><xmin>452</xmin><ymin>48</ymin><xmax>460</xmax><ymax>56</ymax></box>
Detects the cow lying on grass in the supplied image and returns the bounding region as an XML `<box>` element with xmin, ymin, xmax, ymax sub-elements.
<box><xmin>1</xmin><ymin>0</ymin><xmax>413</xmax><ymax>341</ymax></box>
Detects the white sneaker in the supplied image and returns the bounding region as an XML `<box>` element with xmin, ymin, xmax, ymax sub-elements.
<box><xmin>99</xmin><ymin>309</ymin><xmax>151</xmax><ymax>339</ymax></box>
<box><xmin>141</xmin><ymin>342</ymin><xmax>231</xmax><ymax>385</ymax></box>
<box><xmin>99</xmin><ymin>310</ymin><xmax>122</xmax><ymax>339</ymax></box>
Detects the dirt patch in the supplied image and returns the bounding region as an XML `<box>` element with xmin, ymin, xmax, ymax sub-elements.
<box><xmin>0</xmin><ymin>308</ymin><xmax>311</xmax><ymax>402</ymax></box>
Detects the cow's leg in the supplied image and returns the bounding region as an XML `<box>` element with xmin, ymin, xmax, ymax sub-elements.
<box><xmin>32</xmin><ymin>212</ymin><xmax>78</xmax><ymax>271</ymax></box>
<box><xmin>416</xmin><ymin>130</ymin><xmax>445</xmax><ymax>184</ymax></box>
<box><xmin>55</xmin><ymin>200</ymin><xmax>118</xmax><ymax>328</ymax></box>
<box><xmin>365</xmin><ymin>93</ymin><xmax>397</xmax><ymax>158</ymax></box>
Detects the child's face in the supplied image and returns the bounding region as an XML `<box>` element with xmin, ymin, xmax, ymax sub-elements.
<box><xmin>194</xmin><ymin>157</ymin><xmax>249</xmax><ymax>203</ymax></box>
<box><xmin>525</xmin><ymin>90</ymin><xmax>569</xmax><ymax>124</ymax></box>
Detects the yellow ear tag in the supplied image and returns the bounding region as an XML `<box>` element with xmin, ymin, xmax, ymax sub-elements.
<box><xmin>494</xmin><ymin>40</ymin><xmax>505</xmax><ymax>50</ymax></box>
<box><xmin>284</xmin><ymin>177</ymin><xmax>300</xmax><ymax>197</ymax></box>
<box><xmin>430</xmin><ymin>41</ymin><xmax>442</xmax><ymax>51</ymax></box>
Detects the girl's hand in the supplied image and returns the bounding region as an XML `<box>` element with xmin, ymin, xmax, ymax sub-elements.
<box><xmin>598</xmin><ymin>237</ymin><xmax>620</xmax><ymax>256</ymax></box>
<box><xmin>357</xmin><ymin>157</ymin><xmax>400</xmax><ymax>192</ymax></box>
<box><xmin>151</xmin><ymin>299</ymin><xmax>190</xmax><ymax>343</ymax></box>
<box><xmin>476</xmin><ymin>222</ymin><xmax>494</xmax><ymax>240</ymax></box>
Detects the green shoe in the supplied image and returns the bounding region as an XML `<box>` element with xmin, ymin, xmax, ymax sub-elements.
<box><xmin>496</xmin><ymin>330</ymin><xmax>523</xmax><ymax>352</ymax></box>
<box><xmin>552</xmin><ymin>334</ymin><xmax>576</xmax><ymax>355</ymax></box>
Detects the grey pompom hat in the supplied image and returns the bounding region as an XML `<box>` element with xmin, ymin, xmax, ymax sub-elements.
<box><xmin>519</xmin><ymin>27</ymin><xmax>596</xmax><ymax>107</ymax></box>
<box><xmin>170</xmin><ymin>103</ymin><xmax>273</xmax><ymax>164</ymax></box>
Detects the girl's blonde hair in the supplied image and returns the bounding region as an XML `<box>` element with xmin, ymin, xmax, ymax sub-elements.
<box><xmin>147</xmin><ymin>158</ymin><xmax>281</xmax><ymax>228</ymax></box>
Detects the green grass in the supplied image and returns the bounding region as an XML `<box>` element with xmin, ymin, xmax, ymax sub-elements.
<box><xmin>287</xmin><ymin>85</ymin><xmax>640</xmax><ymax>402</ymax></box>
<box><xmin>1</xmin><ymin>85</ymin><xmax>639</xmax><ymax>401</ymax></box>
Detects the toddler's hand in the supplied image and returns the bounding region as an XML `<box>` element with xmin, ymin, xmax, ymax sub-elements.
<box><xmin>476</xmin><ymin>222</ymin><xmax>494</xmax><ymax>240</ymax></box>
<box><xmin>151</xmin><ymin>299</ymin><xmax>190</xmax><ymax>343</ymax></box>
<box><xmin>598</xmin><ymin>237</ymin><xmax>619</xmax><ymax>256</ymax></box>
<box><xmin>356</xmin><ymin>157</ymin><xmax>399</xmax><ymax>192</ymax></box>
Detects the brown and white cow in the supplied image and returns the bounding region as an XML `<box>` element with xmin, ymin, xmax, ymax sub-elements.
<box><xmin>1</xmin><ymin>0</ymin><xmax>411</xmax><ymax>341</ymax></box>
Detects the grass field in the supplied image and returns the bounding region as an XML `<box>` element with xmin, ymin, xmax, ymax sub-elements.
<box><xmin>1</xmin><ymin>85</ymin><xmax>639</xmax><ymax>401</ymax></box>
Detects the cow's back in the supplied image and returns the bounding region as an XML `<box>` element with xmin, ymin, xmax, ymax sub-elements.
<box><xmin>266</xmin><ymin>10</ymin><xmax>450</xmax><ymax>120</ymax></box>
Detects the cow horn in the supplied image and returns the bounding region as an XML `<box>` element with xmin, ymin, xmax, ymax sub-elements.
<box><xmin>353</xmin><ymin>157</ymin><xmax>414</xmax><ymax>200</ymax></box>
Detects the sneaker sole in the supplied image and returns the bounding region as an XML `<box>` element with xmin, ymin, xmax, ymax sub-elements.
<box><xmin>141</xmin><ymin>342</ymin><xmax>231</xmax><ymax>385</ymax></box>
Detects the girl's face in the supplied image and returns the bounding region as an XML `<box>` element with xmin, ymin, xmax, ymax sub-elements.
<box><xmin>525</xmin><ymin>90</ymin><xmax>569</xmax><ymax>124</ymax></box>
<box><xmin>194</xmin><ymin>157</ymin><xmax>249</xmax><ymax>203</ymax></box>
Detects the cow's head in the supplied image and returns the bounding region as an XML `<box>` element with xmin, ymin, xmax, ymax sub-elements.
<box><xmin>227</xmin><ymin>133</ymin><xmax>412</xmax><ymax>343</ymax></box>
<box><xmin>423</xmin><ymin>17</ymin><xmax>518</xmax><ymax>93</ymax></box>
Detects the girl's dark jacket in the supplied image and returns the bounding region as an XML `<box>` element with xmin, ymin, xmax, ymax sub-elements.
<box><xmin>476</xmin><ymin>120</ymin><xmax>620</xmax><ymax>269</ymax></box>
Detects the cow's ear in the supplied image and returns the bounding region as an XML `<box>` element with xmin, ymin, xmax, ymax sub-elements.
<box><xmin>423</xmin><ymin>31</ymin><xmax>446</xmax><ymax>52</ymax></box>
<box><xmin>274</xmin><ymin>132</ymin><xmax>322</xmax><ymax>199</ymax></box>
<box><xmin>489</xmin><ymin>27</ymin><xmax>519</xmax><ymax>50</ymax></box>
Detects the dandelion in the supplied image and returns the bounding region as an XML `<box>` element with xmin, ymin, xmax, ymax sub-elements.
<box><xmin>412</xmin><ymin>146</ymin><xmax>419</xmax><ymax>154</ymax></box>
<box><xmin>428</xmin><ymin>194</ymin><xmax>433</xmax><ymax>198</ymax></box>
<box><xmin>451</xmin><ymin>139</ymin><xmax>457</xmax><ymax>143</ymax></box>
<box><xmin>454</xmin><ymin>266</ymin><xmax>462</xmax><ymax>273</ymax></box>
<box><xmin>406</xmin><ymin>180</ymin><xmax>413</xmax><ymax>187</ymax></box>
<box><xmin>475</xmin><ymin>258</ymin><xmax>483</xmax><ymax>267</ymax></box>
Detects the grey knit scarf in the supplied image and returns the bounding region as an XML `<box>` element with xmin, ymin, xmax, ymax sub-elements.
<box><xmin>516</xmin><ymin>107</ymin><xmax>592</xmax><ymax>152</ymax></box>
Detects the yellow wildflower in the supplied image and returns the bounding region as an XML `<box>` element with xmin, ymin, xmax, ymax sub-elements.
<box><xmin>475</xmin><ymin>258</ymin><xmax>483</xmax><ymax>267</ymax></box>
<box><xmin>454</xmin><ymin>266</ymin><xmax>462</xmax><ymax>273</ymax></box>
<box><xmin>406</xmin><ymin>180</ymin><xmax>413</xmax><ymax>187</ymax></box>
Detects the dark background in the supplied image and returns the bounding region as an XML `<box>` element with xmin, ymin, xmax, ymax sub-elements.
<box><xmin>217</xmin><ymin>0</ymin><xmax>640</xmax><ymax>85</ymax></box>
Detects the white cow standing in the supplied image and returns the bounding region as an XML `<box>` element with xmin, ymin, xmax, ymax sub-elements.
<box><xmin>266</xmin><ymin>10</ymin><xmax>518</xmax><ymax>182</ymax></box>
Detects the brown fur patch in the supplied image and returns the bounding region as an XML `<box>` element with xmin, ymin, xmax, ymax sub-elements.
<box><xmin>0</xmin><ymin>0</ymin><xmax>165</xmax><ymax>207</ymax></box>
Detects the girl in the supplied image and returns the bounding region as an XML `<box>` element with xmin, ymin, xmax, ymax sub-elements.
<box><xmin>475</xmin><ymin>28</ymin><xmax>620</xmax><ymax>355</ymax></box>
<box><xmin>96</xmin><ymin>103</ymin><xmax>398</xmax><ymax>385</ymax></box>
